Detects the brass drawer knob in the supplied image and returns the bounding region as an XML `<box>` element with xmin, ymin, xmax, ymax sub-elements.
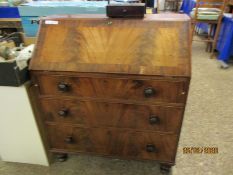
<box><xmin>146</xmin><ymin>144</ymin><xmax>157</xmax><ymax>153</ymax></box>
<box><xmin>65</xmin><ymin>136</ymin><xmax>74</xmax><ymax>144</ymax></box>
<box><xmin>149</xmin><ymin>115</ymin><xmax>160</xmax><ymax>125</ymax></box>
<box><xmin>58</xmin><ymin>82</ymin><xmax>70</xmax><ymax>92</ymax></box>
<box><xmin>58</xmin><ymin>109</ymin><xmax>69</xmax><ymax>117</ymax></box>
<box><xmin>144</xmin><ymin>87</ymin><xmax>156</xmax><ymax>98</ymax></box>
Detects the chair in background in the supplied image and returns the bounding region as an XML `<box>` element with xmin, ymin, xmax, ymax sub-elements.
<box><xmin>164</xmin><ymin>0</ymin><xmax>180</xmax><ymax>12</ymax></box>
<box><xmin>191</xmin><ymin>0</ymin><xmax>227</xmax><ymax>57</ymax></box>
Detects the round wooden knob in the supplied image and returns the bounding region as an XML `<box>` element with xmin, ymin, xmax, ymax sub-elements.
<box><xmin>58</xmin><ymin>83</ymin><xmax>69</xmax><ymax>92</ymax></box>
<box><xmin>65</xmin><ymin>136</ymin><xmax>74</xmax><ymax>144</ymax></box>
<box><xmin>144</xmin><ymin>87</ymin><xmax>155</xmax><ymax>98</ymax></box>
<box><xmin>146</xmin><ymin>144</ymin><xmax>157</xmax><ymax>153</ymax></box>
<box><xmin>58</xmin><ymin>109</ymin><xmax>68</xmax><ymax>117</ymax></box>
<box><xmin>149</xmin><ymin>115</ymin><xmax>159</xmax><ymax>125</ymax></box>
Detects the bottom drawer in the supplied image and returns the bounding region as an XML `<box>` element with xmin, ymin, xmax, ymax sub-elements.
<box><xmin>47</xmin><ymin>125</ymin><xmax>178</xmax><ymax>162</ymax></box>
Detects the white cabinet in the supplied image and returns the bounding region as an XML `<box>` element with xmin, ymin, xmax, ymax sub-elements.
<box><xmin>0</xmin><ymin>83</ymin><xmax>49</xmax><ymax>166</ymax></box>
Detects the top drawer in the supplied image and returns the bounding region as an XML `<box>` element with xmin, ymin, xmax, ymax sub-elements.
<box><xmin>36</xmin><ymin>74</ymin><xmax>188</xmax><ymax>104</ymax></box>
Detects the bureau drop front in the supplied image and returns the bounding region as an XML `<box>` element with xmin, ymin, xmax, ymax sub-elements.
<box><xmin>29</xmin><ymin>14</ymin><xmax>191</xmax><ymax>173</ymax></box>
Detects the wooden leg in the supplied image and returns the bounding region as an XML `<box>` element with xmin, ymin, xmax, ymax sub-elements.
<box><xmin>175</xmin><ymin>0</ymin><xmax>179</xmax><ymax>12</ymax></box>
<box><xmin>160</xmin><ymin>164</ymin><xmax>171</xmax><ymax>174</ymax></box>
<box><xmin>211</xmin><ymin>19</ymin><xmax>222</xmax><ymax>59</ymax></box>
<box><xmin>56</xmin><ymin>153</ymin><xmax>68</xmax><ymax>162</ymax></box>
<box><xmin>191</xmin><ymin>21</ymin><xmax>196</xmax><ymax>44</ymax></box>
<box><xmin>206</xmin><ymin>24</ymin><xmax>213</xmax><ymax>53</ymax></box>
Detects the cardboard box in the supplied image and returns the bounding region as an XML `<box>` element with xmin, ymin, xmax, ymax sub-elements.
<box><xmin>0</xmin><ymin>61</ymin><xmax>29</xmax><ymax>86</ymax></box>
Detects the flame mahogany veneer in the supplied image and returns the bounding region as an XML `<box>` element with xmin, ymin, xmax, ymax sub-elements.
<box><xmin>29</xmin><ymin>14</ymin><xmax>191</xmax><ymax>171</ymax></box>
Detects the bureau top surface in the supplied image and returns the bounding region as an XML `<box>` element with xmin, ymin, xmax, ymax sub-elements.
<box><xmin>30</xmin><ymin>14</ymin><xmax>191</xmax><ymax>77</ymax></box>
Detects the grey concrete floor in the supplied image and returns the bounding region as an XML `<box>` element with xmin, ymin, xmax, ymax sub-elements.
<box><xmin>1</xmin><ymin>42</ymin><xmax>233</xmax><ymax>175</ymax></box>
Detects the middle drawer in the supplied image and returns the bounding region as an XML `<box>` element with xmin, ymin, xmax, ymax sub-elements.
<box><xmin>40</xmin><ymin>98</ymin><xmax>184</xmax><ymax>134</ymax></box>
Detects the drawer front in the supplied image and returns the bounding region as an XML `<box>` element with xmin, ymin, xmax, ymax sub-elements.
<box><xmin>40</xmin><ymin>99</ymin><xmax>183</xmax><ymax>133</ymax></box>
<box><xmin>47</xmin><ymin>125</ymin><xmax>177</xmax><ymax>162</ymax></box>
<box><xmin>37</xmin><ymin>75</ymin><xmax>187</xmax><ymax>104</ymax></box>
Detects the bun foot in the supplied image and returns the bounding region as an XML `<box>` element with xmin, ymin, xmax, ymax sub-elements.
<box><xmin>56</xmin><ymin>153</ymin><xmax>68</xmax><ymax>162</ymax></box>
<box><xmin>160</xmin><ymin>164</ymin><xmax>171</xmax><ymax>174</ymax></box>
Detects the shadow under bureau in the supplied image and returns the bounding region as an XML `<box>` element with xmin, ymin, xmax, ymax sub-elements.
<box><xmin>29</xmin><ymin>14</ymin><xmax>191</xmax><ymax>173</ymax></box>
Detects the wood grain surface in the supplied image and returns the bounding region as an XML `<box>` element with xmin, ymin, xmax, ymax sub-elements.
<box><xmin>47</xmin><ymin>124</ymin><xmax>178</xmax><ymax>162</ymax></box>
<box><xmin>29</xmin><ymin>14</ymin><xmax>191</xmax><ymax>166</ymax></box>
<box><xmin>36</xmin><ymin>74</ymin><xmax>188</xmax><ymax>104</ymax></box>
<box><xmin>30</xmin><ymin>14</ymin><xmax>191</xmax><ymax>77</ymax></box>
<box><xmin>40</xmin><ymin>98</ymin><xmax>184</xmax><ymax>134</ymax></box>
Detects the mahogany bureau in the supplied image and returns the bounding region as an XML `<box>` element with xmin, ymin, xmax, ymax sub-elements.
<box><xmin>29</xmin><ymin>14</ymin><xmax>191</xmax><ymax>173</ymax></box>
